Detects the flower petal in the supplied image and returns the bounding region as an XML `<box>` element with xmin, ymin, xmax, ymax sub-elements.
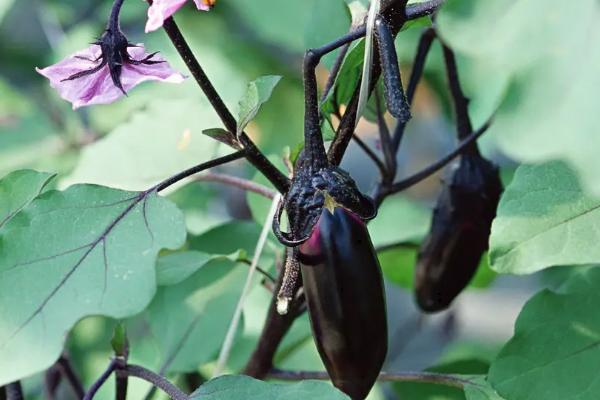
<box><xmin>36</xmin><ymin>44</ymin><xmax>185</xmax><ymax>109</ymax></box>
<box><xmin>121</xmin><ymin>46</ymin><xmax>186</xmax><ymax>90</ymax></box>
<box><xmin>145</xmin><ymin>0</ymin><xmax>188</xmax><ymax>32</ymax></box>
<box><xmin>192</xmin><ymin>0</ymin><xmax>213</xmax><ymax>11</ymax></box>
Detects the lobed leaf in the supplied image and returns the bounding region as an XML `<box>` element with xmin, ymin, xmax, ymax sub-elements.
<box><xmin>0</xmin><ymin>184</ymin><xmax>186</xmax><ymax>385</ymax></box>
<box><xmin>489</xmin><ymin>285</ymin><xmax>600</xmax><ymax>400</ymax></box>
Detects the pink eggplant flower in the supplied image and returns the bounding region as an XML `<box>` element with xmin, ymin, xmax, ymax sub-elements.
<box><xmin>146</xmin><ymin>0</ymin><xmax>215</xmax><ymax>33</ymax></box>
<box><xmin>36</xmin><ymin>43</ymin><xmax>185</xmax><ymax>109</ymax></box>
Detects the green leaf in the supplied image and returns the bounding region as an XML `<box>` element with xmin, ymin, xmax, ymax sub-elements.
<box><xmin>0</xmin><ymin>170</ymin><xmax>55</xmax><ymax>231</ymax></box>
<box><xmin>190</xmin><ymin>375</ymin><xmax>349</xmax><ymax>399</ymax></box>
<box><xmin>437</xmin><ymin>0</ymin><xmax>600</xmax><ymax>197</ymax></box>
<box><xmin>156</xmin><ymin>250</ymin><xmax>244</xmax><ymax>286</ymax></box>
<box><xmin>488</xmin><ymin>286</ymin><xmax>600</xmax><ymax>400</ymax></box>
<box><xmin>489</xmin><ymin>162</ymin><xmax>600</xmax><ymax>275</ymax></box>
<box><xmin>321</xmin><ymin>40</ymin><xmax>364</xmax><ymax>116</ymax></box>
<box><xmin>63</xmin><ymin>99</ymin><xmax>225</xmax><ymax>190</ymax></box>
<box><xmin>146</xmin><ymin>259</ymin><xmax>246</xmax><ymax>373</ymax></box>
<box><xmin>304</xmin><ymin>0</ymin><xmax>351</xmax><ymax>68</ymax></box>
<box><xmin>0</xmin><ymin>184</ymin><xmax>186</xmax><ymax>385</ymax></box>
<box><xmin>190</xmin><ymin>221</ymin><xmax>263</xmax><ymax>256</ymax></box>
<box><xmin>369</xmin><ymin>196</ymin><xmax>430</xmax><ymax>248</ymax></box>
<box><xmin>202</xmin><ymin>128</ymin><xmax>242</xmax><ymax>150</ymax></box>
<box><xmin>111</xmin><ymin>322</ymin><xmax>128</xmax><ymax>357</ymax></box>
<box><xmin>237</xmin><ymin>76</ymin><xmax>282</xmax><ymax>136</ymax></box>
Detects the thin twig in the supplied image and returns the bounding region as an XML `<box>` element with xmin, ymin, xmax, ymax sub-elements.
<box><xmin>442</xmin><ymin>42</ymin><xmax>479</xmax><ymax>156</ymax></box>
<box><xmin>57</xmin><ymin>355</ymin><xmax>85</xmax><ymax>400</ymax></box>
<box><xmin>214</xmin><ymin>194</ymin><xmax>282</xmax><ymax>376</ymax></box>
<box><xmin>383</xmin><ymin>118</ymin><xmax>492</xmax><ymax>196</ymax></box>
<box><xmin>83</xmin><ymin>359</ymin><xmax>116</xmax><ymax>400</ymax></box>
<box><xmin>238</xmin><ymin>258</ymin><xmax>276</xmax><ymax>283</ymax></box>
<box><xmin>195</xmin><ymin>172</ymin><xmax>276</xmax><ymax>199</ymax></box>
<box><xmin>352</xmin><ymin>134</ymin><xmax>387</xmax><ymax>178</ymax></box>
<box><xmin>124</xmin><ymin>365</ymin><xmax>188</xmax><ymax>400</ymax></box>
<box><xmin>154</xmin><ymin>151</ymin><xmax>246</xmax><ymax>193</ymax></box>
<box><xmin>268</xmin><ymin>369</ymin><xmax>477</xmax><ymax>389</ymax></box>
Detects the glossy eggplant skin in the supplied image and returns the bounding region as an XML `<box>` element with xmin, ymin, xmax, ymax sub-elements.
<box><xmin>415</xmin><ymin>153</ymin><xmax>503</xmax><ymax>313</ymax></box>
<box><xmin>299</xmin><ymin>208</ymin><xmax>387</xmax><ymax>400</ymax></box>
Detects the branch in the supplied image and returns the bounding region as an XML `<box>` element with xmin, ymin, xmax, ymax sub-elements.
<box><xmin>382</xmin><ymin>117</ymin><xmax>492</xmax><ymax>196</ymax></box>
<box><xmin>5</xmin><ymin>383</ymin><xmax>23</xmax><ymax>400</ymax></box>
<box><xmin>441</xmin><ymin>42</ymin><xmax>480</xmax><ymax>157</ymax></box>
<box><xmin>195</xmin><ymin>172</ymin><xmax>276</xmax><ymax>199</ymax></box>
<box><xmin>391</xmin><ymin>27</ymin><xmax>436</xmax><ymax>152</ymax></box>
<box><xmin>328</xmin><ymin>0</ymin><xmax>444</xmax><ymax>165</ymax></box>
<box><xmin>123</xmin><ymin>365</ymin><xmax>188</xmax><ymax>400</ymax></box>
<box><xmin>159</xmin><ymin>16</ymin><xmax>290</xmax><ymax>194</ymax></box>
<box><xmin>352</xmin><ymin>134</ymin><xmax>388</xmax><ymax>178</ymax></box>
<box><xmin>83</xmin><ymin>359</ymin><xmax>116</xmax><ymax>400</ymax></box>
<box><xmin>154</xmin><ymin>151</ymin><xmax>246</xmax><ymax>192</ymax></box>
<box><xmin>57</xmin><ymin>355</ymin><xmax>85</xmax><ymax>399</ymax></box>
<box><xmin>268</xmin><ymin>369</ymin><xmax>477</xmax><ymax>389</ymax></box>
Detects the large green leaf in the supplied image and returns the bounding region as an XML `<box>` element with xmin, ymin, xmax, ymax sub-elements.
<box><xmin>0</xmin><ymin>170</ymin><xmax>54</xmax><ymax>230</ymax></box>
<box><xmin>146</xmin><ymin>258</ymin><xmax>246</xmax><ymax>373</ymax></box>
<box><xmin>190</xmin><ymin>375</ymin><xmax>349</xmax><ymax>399</ymax></box>
<box><xmin>304</xmin><ymin>0</ymin><xmax>351</xmax><ymax>68</ymax></box>
<box><xmin>62</xmin><ymin>99</ymin><xmax>225</xmax><ymax>191</ymax></box>
<box><xmin>237</xmin><ymin>76</ymin><xmax>282</xmax><ymax>136</ymax></box>
<box><xmin>489</xmin><ymin>162</ymin><xmax>600</xmax><ymax>275</ymax></box>
<box><xmin>437</xmin><ymin>0</ymin><xmax>600</xmax><ymax>196</ymax></box>
<box><xmin>0</xmin><ymin>184</ymin><xmax>186</xmax><ymax>385</ymax></box>
<box><xmin>488</xmin><ymin>286</ymin><xmax>600</xmax><ymax>400</ymax></box>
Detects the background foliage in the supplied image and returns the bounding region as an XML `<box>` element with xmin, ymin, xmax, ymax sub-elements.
<box><xmin>0</xmin><ymin>0</ymin><xmax>598</xmax><ymax>399</ymax></box>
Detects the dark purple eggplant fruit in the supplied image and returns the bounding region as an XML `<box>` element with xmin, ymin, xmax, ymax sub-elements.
<box><xmin>299</xmin><ymin>207</ymin><xmax>387</xmax><ymax>400</ymax></box>
<box><xmin>415</xmin><ymin>153</ymin><xmax>503</xmax><ymax>313</ymax></box>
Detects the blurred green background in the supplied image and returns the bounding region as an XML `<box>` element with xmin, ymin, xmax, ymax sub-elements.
<box><xmin>0</xmin><ymin>1</ymin><xmax>544</xmax><ymax>399</ymax></box>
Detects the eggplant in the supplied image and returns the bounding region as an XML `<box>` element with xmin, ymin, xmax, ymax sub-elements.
<box><xmin>415</xmin><ymin>153</ymin><xmax>503</xmax><ymax>313</ymax></box>
<box><xmin>299</xmin><ymin>207</ymin><xmax>387</xmax><ymax>400</ymax></box>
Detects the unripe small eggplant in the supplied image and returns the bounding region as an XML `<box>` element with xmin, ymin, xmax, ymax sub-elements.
<box><xmin>299</xmin><ymin>207</ymin><xmax>387</xmax><ymax>400</ymax></box>
<box><xmin>415</xmin><ymin>153</ymin><xmax>503</xmax><ymax>313</ymax></box>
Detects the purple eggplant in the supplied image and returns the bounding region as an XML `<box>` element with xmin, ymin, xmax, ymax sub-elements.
<box><xmin>415</xmin><ymin>153</ymin><xmax>503</xmax><ymax>313</ymax></box>
<box><xmin>299</xmin><ymin>207</ymin><xmax>387</xmax><ymax>400</ymax></box>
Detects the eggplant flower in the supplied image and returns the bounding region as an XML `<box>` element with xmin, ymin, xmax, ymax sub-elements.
<box><xmin>36</xmin><ymin>29</ymin><xmax>184</xmax><ymax>109</ymax></box>
<box><xmin>146</xmin><ymin>0</ymin><xmax>216</xmax><ymax>32</ymax></box>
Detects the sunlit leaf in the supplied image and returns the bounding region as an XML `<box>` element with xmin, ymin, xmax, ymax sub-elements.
<box><xmin>0</xmin><ymin>184</ymin><xmax>186</xmax><ymax>385</ymax></box>
<box><xmin>490</xmin><ymin>162</ymin><xmax>600</xmax><ymax>275</ymax></box>
<box><xmin>489</xmin><ymin>285</ymin><xmax>600</xmax><ymax>400</ymax></box>
<box><xmin>437</xmin><ymin>0</ymin><xmax>600</xmax><ymax>196</ymax></box>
